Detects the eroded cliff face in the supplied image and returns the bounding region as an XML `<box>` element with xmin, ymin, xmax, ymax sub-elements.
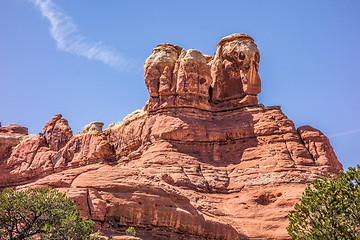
<box><xmin>0</xmin><ymin>34</ymin><xmax>342</xmax><ymax>240</ymax></box>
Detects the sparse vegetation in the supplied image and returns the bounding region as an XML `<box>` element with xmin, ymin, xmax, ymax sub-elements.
<box><xmin>287</xmin><ymin>166</ymin><xmax>360</xmax><ymax>239</ymax></box>
<box><xmin>0</xmin><ymin>187</ymin><xmax>97</xmax><ymax>239</ymax></box>
<box><xmin>125</xmin><ymin>226</ymin><xmax>136</xmax><ymax>236</ymax></box>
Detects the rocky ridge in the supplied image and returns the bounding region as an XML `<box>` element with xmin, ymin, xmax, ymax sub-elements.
<box><xmin>0</xmin><ymin>34</ymin><xmax>342</xmax><ymax>239</ymax></box>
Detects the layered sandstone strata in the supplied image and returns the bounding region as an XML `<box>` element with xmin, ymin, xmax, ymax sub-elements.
<box><xmin>0</xmin><ymin>34</ymin><xmax>342</xmax><ymax>239</ymax></box>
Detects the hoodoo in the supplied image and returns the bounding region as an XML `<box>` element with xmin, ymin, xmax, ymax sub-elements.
<box><xmin>144</xmin><ymin>33</ymin><xmax>261</xmax><ymax>112</ymax></box>
<box><xmin>0</xmin><ymin>34</ymin><xmax>342</xmax><ymax>239</ymax></box>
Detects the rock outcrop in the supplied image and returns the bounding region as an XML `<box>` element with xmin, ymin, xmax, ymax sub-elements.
<box><xmin>43</xmin><ymin>114</ymin><xmax>73</xmax><ymax>151</ymax></box>
<box><xmin>0</xmin><ymin>123</ymin><xmax>28</xmax><ymax>161</ymax></box>
<box><xmin>144</xmin><ymin>33</ymin><xmax>261</xmax><ymax>112</ymax></box>
<box><xmin>0</xmin><ymin>34</ymin><xmax>342</xmax><ymax>240</ymax></box>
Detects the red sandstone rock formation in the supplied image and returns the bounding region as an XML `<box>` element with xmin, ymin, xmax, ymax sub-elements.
<box><xmin>143</xmin><ymin>34</ymin><xmax>261</xmax><ymax>112</ymax></box>
<box><xmin>0</xmin><ymin>34</ymin><xmax>342</xmax><ymax>240</ymax></box>
<box><xmin>43</xmin><ymin>114</ymin><xmax>73</xmax><ymax>151</ymax></box>
<box><xmin>0</xmin><ymin>123</ymin><xmax>28</xmax><ymax>162</ymax></box>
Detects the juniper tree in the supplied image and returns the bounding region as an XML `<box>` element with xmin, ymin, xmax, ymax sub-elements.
<box><xmin>0</xmin><ymin>187</ymin><xmax>97</xmax><ymax>240</ymax></box>
<box><xmin>287</xmin><ymin>166</ymin><xmax>360</xmax><ymax>240</ymax></box>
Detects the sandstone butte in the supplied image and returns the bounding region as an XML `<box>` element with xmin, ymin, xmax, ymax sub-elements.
<box><xmin>0</xmin><ymin>33</ymin><xmax>343</xmax><ymax>240</ymax></box>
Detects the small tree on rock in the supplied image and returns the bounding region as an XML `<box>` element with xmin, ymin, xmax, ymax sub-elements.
<box><xmin>287</xmin><ymin>165</ymin><xmax>360</xmax><ymax>240</ymax></box>
<box><xmin>0</xmin><ymin>187</ymin><xmax>96</xmax><ymax>240</ymax></box>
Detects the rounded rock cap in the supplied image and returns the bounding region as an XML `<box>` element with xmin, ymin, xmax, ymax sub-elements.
<box><xmin>153</xmin><ymin>43</ymin><xmax>183</xmax><ymax>54</ymax></box>
<box><xmin>217</xmin><ymin>33</ymin><xmax>254</xmax><ymax>46</ymax></box>
<box><xmin>82</xmin><ymin>122</ymin><xmax>104</xmax><ymax>134</ymax></box>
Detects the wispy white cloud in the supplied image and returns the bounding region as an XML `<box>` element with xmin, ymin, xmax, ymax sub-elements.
<box><xmin>29</xmin><ymin>0</ymin><xmax>130</xmax><ymax>71</ymax></box>
<box><xmin>329</xmin><ymin>128</ymin><xmax>360</xmax><ymax>138</ymax></box>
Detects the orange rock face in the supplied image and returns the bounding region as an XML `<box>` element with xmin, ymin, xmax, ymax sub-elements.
<box><xmin>0</xmin><ymin>34</ymin><xmax>342</xmax><ymax>239</ymax></box>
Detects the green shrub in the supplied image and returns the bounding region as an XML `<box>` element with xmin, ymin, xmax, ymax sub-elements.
<box><xmin>287</xmin><ymin>165</ymin><xmax>360</xmax><ymax>239</ymax></box>
<box><xmin>0</xmin><ymin>187</ymin><xmax>97</xmax><ymax>239</ymax></box>
<box><xmin>125</xmin><ymin>226</ymin><xmax>136</xmax><ymax>236</ymax></box>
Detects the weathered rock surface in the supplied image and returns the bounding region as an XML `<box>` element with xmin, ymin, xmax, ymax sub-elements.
<box><xmin>0</xmin><ymin>123</ymin><xmax>28</xmax><ymax>136</ymax></box>
<box><xmin>144</xmin><ymin>33</ymin><xmax>261</xmax><ymax>112</ymax></box>
<box><xmin>43</xmin><ymin>114</ymin><xmax>73</xmax><ymax>151</ymax></box>
<box><xmin>0</xmin><ymin>34</ymin><xmax>342</xmax><ymax>239</ymax></box>
<box><xmin>298</xmin><ymin>126</ymin><xmax>343</xmax><ymax>171</ymax></box>
<box><xmin>0</xmin><ymin>123</ymin><xmax>29</xmax><ymax>162</ymax></box>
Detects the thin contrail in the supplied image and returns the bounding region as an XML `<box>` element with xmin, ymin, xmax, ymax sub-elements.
<box><xmin>28</xmin><ymin>0</ymin><xmax>131</xmax><ymax>71</ymax></box>
<box><xmin>329</xmin><ymin>128</ymin><xmax>360</xmax><ymax>138</ymax></box>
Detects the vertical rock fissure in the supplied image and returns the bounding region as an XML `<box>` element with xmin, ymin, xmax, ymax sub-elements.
<box><xmin>208</xmin><ymin>86</ymin><xmax>213</xmax><ymax>103</ymax></box>
<box><xmin>283</xmin><ymin>136</ymin><xmax>296</xmax><ymax>163</ymax></box>
<box><xmin>297</xmin><ymin>129</ymin><xmax>317</xmax><ymax>164</ymax></box>
<box><xmin>198</xmin><ymin>164</ymin><xmax>212</xmax><ymax>193</ymax></box>
<box><xmin>86</xmin><ymin>188</ymin><xmax>92</xmax><ymax>218</ymax></box>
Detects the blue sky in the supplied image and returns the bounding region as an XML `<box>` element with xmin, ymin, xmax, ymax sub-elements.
<box><xmin>0</xmin><ymin>0</ymin><xmax>359</xmax><ymax>170</ymax></box>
